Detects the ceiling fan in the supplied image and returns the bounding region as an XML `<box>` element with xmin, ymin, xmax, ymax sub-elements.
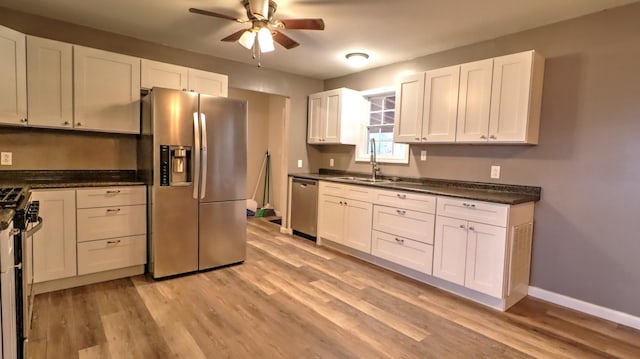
<box><xmin>189</xmin><ymin>0</ymin><xmax>324</xmax><ymax>60</ymax></box>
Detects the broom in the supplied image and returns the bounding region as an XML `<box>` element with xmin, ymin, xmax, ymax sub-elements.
<box><xmin>247</xmin><ymin>153</ymin><xmax>267</xmax><ymax>215</ymax></box>
<box><xmin>256</xmin><ymin>151</ymin><xmax>276</xmax><ymax>217</ymax></box>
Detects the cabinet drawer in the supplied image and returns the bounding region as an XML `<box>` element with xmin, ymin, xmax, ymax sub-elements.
<box><xmin>77</xmin><ymin>235</ymin><xmax>146</xmax><ymax>275</ymax></box>
<box><xmin>77</xmin><ymin>204</ymin><xmax>146</xmax><ymax>242</ymax></box>
<box><xmin>343</xmin><ymin>184</ymin><xmax>375</xmax><ymax>202</ymax></box>
<box><xmin>437</xmin><ymin>197</ymin><xmax>509</xmax><ymax>227</ymax></box>
<box><xmin>77</xmin><ymin>186</ymin><xmax>146</xmax><ymax>208</ymax></box>
<box><xmin>372</xmin><ymin>205</ymin><xmax>435</xmax><ymax>244</ymax></box>
<box><xmin>373</xmin><ymin>189</ymin><xmax>436</xmax><ymax>213</ymax></box>
<box><xmin>319</xmin><ymin>181</ymin><xmax>345</xmax><ymax>197</ymax></box>
<box><xmin>371</xmin><ymin>230</ymin><xmax>433</xmax><ymax>274</ymax></box>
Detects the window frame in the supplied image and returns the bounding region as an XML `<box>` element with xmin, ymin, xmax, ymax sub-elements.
<box><xmin>355</xmin><ymin>87</ymin><xmax>409</xmax><ymax>164</ymax></box>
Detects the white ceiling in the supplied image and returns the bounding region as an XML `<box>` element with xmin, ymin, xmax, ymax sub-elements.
<box><xmin>0</xmin><ymin>0</ymin><xmax>637</xmax><ymax>79</ymax></box>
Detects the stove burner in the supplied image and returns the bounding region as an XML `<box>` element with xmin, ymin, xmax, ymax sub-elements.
<box><xmin>0</xmin><ymin>187</ymin><xmax>26</xmax><ymax>208</ymax></box>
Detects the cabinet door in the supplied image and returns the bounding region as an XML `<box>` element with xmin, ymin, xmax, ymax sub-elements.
<box><xmin>323</xmin><ymin>89</ymin><xmax>342</xmax><ymax>143</ymax></box>
<box><xmin>141</xmin><ymin>59</ymin><xmax>188</xmax><ymax>91</ymax></box>
<box><xmin>0</xmin><ymin>25</ymin><xmax>27</xmax><ymax>126</ymax></box>
<box><xmin>343</xmin><ymin>199</ymin><xmax>373</xmax><ymax>253</ymax></box>
<box><xmin>394</xmin><ymin>73</ymin><xmax>424</xmax><ymax>143</ymax></box>
<box><xmin>317</xmin><ymin>194</ymin><xmax>344</xmax><ymax>243</ymax></box>
<box><xmin>188</xmin><ymin>68</ymin><xmax>228</xmax><ymax>97</ymax></box>
<box><xmin>464</xmin><ymin>222</ymin><xmax>507</xmax><ymax>297</ymax></box>
<box><xmin>432</xmin><ymin>216</ymin><xmax>467</xmax><ymax>285</ymax></box>
<box><xmin>26</xmin><ymin>36</ymin><xmax>73</xmax><ymax>129</ymax></box>
<box><xmin>31</xmin><ymin>189</ymin><xmax>77</xmax><ymax>283</ymax></box>
<box><xmin>489</xmin><ymin>51</ymin><xmax>533</xmax><ymax>142</ymax></box>
<box><xmin>307</xmin><ymin>93</ymin><xmax>324</xmax><ymax>143</ymax></box>
<box><xmin>456</xmin><ymin>59</ymin><xmax>493</xmax><ymax>142</ymax></box>
<box><xmin>74</xmin><ymin>46</ymin><xmax>141</xmax><ymax>134</ymax></box>
<box><xmin>422</xmin><ymin>65</ymin><xmax>460</xmax><ymax>143</ymax></box>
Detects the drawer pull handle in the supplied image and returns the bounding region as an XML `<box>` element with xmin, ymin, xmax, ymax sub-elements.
<box><xmin>395</xmin><ymin>238</ymin><xmax>404</xmax><ymax>244</ymax></box>
<box><xmin>106</xmin><ymin>208</ymin><xmax>121</xmax><ymax>213</ymax></box>
<box><xmin>396</xmin><ymin>209</ymin><xmax>406</xmax><ymax>215</ymax></box>
<box><xmin>106</xmin><ymin>240</ymin><xmax>122</xmax><ymax>245</ymax></box>
<box><xmin>396</xmin><ymin>194</ymin><xmax>406</xmax><ymax>199</ymax></box>
<box><xmin>106</xmin><ymin>190</ymin><xmax>121</xmax><ymax>194</ymax></box>
<box><xmin>459</xmin><ymin>224</ymin><xmax>466</xmax><ymax>229</ymax></box>
<box><xmin>462</xmin><ymin>203</ymin><xmax>476</xmax><ymax>208</ymax></box>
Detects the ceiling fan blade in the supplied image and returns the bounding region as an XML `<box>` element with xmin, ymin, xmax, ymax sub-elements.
<box><xmin>272</xmin><ymin>31</ymin><xmax>300</xmax><ymax>49</ymax></box>
<box><xmin>278</xmin><ymin>18</ymin><xmax>325</xmax><ymax>30</ymax></box>
<box><xmin>189</xmin><ymin>8</ymin><xmax>244</xmax><ymax>23</ymax></box>
<box><xmin>221</xmin><ymin>29</ymin><xmax>248</xmax><ymax>42</ymax></box>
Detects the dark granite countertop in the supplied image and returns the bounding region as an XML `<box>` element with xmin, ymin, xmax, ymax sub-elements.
<box><xmin>0</xmin><ymin>170</ymin><xmax>146</xmax><ymax>189</ymax></box>
<box><xmin>290</xmin><ymin>169</ymin><xmax>541</xmax><ymax>205</ymax></box>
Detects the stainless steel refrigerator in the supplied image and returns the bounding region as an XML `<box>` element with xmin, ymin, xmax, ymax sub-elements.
<box><xmin>139</xmin><ymin>87</ymin><xmax>247</xmax><ymax>279</ymax></box>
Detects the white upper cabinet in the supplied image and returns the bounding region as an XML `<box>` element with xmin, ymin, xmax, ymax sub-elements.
<box><xmin>395</xmin><ymin>67</ymin><xmax>460</xmax><ymax>144</ymax></box>
<box><xmin>141</xmin><ymin>59</ymin><xmax>228</xmax><ymax>97</ymax></box>
<box><xmin>307</xmin><ymin>88</ymin><xmax>364</xmax><ymax>144</ymax></box>
<box><xmin>456</xmin><ymin>58</ymin><xmax>493</xmax><ymax>142</ymax></box>
<box><xmin>141</xmin><ymin>59</ymin><xmax>188</xmax><ymax>91</ymax></box>
<box><xmin>488</xmin><ymin>51</ymin><xmax>544</xmax><ymax>143</ymax></box>
<box><xmin>26</xmin><ymin>36</ymin><xmax>73</xmax><ymax>129</ymax></box>
<box><xmin>396</xmin><ymin>50</ymin><xmax>545</xmax><ymax>145</ymax></box>
<box><xmin>74</xmin><ymin>46</ymin><xmax>141</xmax><ymax>134</ymax></box>
<box><xmin>188</xmin><ymin>68</ymin><xmax>228</xmax><ymax>97</ymax></box>
<box><xmin>0</xmin><ymin>25</ymin><xmax>27</xmax><ymax>126</ymax></box>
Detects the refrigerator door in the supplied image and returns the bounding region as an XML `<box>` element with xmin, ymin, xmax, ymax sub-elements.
<box><xmin>199</xmin><ymin>200</ymin><xmax>246</xmax><ymax>270</ymax></box>
<box><xmin>149</xmin><ymin>88</ymin><xmax>200</xmax><ymax>278</ymax></box>
<box><xmin>198</xmin><ymin>95</ymin><xmax>247</xmax><ymax>203</ymax></box>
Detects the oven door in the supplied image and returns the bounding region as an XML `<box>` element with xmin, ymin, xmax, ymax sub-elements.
<box><xmin>1</xmin><ymin>223</ymin><xmax>18</xmax><ymax>359</ymax></box>
<box><xmin>20</xmin><ymin>216</ymin><xmax>43</xmax><ymax>358</ymax></box>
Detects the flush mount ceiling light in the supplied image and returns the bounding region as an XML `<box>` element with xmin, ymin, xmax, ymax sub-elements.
<box><xmin>345</xmin><ymin>52</ymin><xmax>370</xmax><ymax>67</ymax></box>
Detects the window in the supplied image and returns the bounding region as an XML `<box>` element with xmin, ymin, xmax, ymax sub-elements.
<box><xmin>355</xmin><ymin>88</ymin><xmax>409</xmax><ymax>164</ymax></box>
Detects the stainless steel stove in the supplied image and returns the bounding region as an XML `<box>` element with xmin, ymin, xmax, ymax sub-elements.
<box><xmin>0</xmin><ymin>186</ymin><xmax>42</xmax><ymax>359</ymax></box>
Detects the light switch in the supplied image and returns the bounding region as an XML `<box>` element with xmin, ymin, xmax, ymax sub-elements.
<box><xmin>490</xmin><ymin>165</ymin><xmax>501</xmax><ymax>179</ymax></box>
<box><xmin>420</xmin><ymin>150</ymin><xmax>427</xmax><ymax>161</ymax></box>
<box><xmin>329</xmin><ymin>158</ymin><xmax>335</xmax><ymax>167</ymax></box>
<box><xmin>297</xmin><ymin>159</ymin><xmax>303</xmax><ymax>168</ymax></box>
<box><xmin>1</xmin><ymin>152</ymin><xmax>12</xmax><ymax>166</ymax></box>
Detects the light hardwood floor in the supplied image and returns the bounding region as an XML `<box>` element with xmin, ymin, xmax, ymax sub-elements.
<box><xmin>28</xmin><ymin>218</ymin><xmax>640</xmax><ymax>358</ymax></box>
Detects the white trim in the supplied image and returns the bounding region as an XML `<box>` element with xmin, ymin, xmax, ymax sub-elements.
<box><xmin>528</xmin><ymin>286</ymin><xmax>640</xmax><ymax>330</ymax></box>
<box><xmin>359</xmin><ymin>86</ymin><xmax>395</xmax><ymax>97</ymax></box>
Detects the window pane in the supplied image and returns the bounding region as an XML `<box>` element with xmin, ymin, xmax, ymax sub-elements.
<box><xmin>384</xmin><ymin>96</ymin><xmax>395</xmax><ymax>110</ymax></box>
<box><xmin>370</xmin><ymin>97</ymin><xmax>383</xmax><ymax>112</ymax></box>
<box><xmin>370</xmin><ymin>112</ymin><xmax>382</xmax><ymax>125</ymax></box>
<box><xmin>383</xmin><ymin>111</ymin><xmax>395</xmax><ymax>124</ymax></box>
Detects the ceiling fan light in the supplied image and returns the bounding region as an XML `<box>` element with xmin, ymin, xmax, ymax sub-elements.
<box><xmin>346</xmin><ymin>52</ymin><xmax>370</xmax><ymax>67</ymax></box>
<box><xmin>238</xmin><ymin>30</ymin><xmax>256</xmax><ymax>50</ymax></box>
<box><xmin>258</xmin><ymin>27</ymin><xmax>275</xmax><ymax>52</ymax></box>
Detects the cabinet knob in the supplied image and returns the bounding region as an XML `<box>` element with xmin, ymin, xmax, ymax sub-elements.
<box><xmin>422</xmin><ymin>137</ymin><xmax>427</xmax><ymax>141</ymax></box>
<box><xmin>459</xmin><ymin>224</ymin><xmax>466</xmax><ymax>229</ymax></box>
<box><xmin>468</xmin><ymin>226</ymin><xmax>475</xmax><ymax>231</ymax></box>
<box><xmin>63</xmin><ymin>121</ymin><xmax>70</xmax><ymax>125</ymax></box>
<box><xmin>20</xmin><ymin>118</ymin><xmax>28</xmax><ymax>123</ymax></box>
<box><xmin>489</xmin><ymin>135</ymin><xmax>497</xmax><ymax>140</ymax></box>
<box><xmin>414</xmin><ymin>137</ymin><xmax>420</xmax><ymax>141</ymax></box>
<box><xmin>344</xmin><ymin>201</ymin><xmax>348</xmax><ymax>206</ymax></box>
<box><xmin>339</xmin><ymin>201</ymin><xmax>343</xmax><ymax>205</ymax></box>
<box><xmin>480</xmin><ymin>135</ymin><xmax>487</xmax><ymax>139</ymax></box>
<box><xmin>76</xmin><ymin>122</ymin><xmax>82</xmax><ymax>126</ymax></box>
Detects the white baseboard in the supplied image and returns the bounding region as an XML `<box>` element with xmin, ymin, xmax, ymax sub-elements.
<box><xmin>528</xmin><ymin>286</ymin><xmax>640</xmax><ymax>330</ymax></box>
<box><xmin>279</xmin><ymin>227</ymin><xmax>293</xmax><ymax>235</ymax></box>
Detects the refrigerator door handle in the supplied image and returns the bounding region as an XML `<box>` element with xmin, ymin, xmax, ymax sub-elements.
<box><xmin>200</xmin><ymin>113</ymin><xmax>208</xmax><ymax>199</ymax></box>
<box><xmin>193</xmin><ymin>112</ymin><xmax>201</xmax><ymax>200</ymax></box>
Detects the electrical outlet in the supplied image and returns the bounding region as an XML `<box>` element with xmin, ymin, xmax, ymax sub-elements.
<box><xmin>329</xmin><ymin>158</ymin><xmax>335</xmax><ymax>167</ymax></box>
<box><xmin>1</xmin><ymin>152</ymin><xmax>12</xmax><ymax>166</ymax></box>
<box><xmin>420</xmin><ymin>150</ymin><xmax>427</xmax><ymax>161</ymax></box>
<box><xmin>490</xmin><ymin>165</ymin><xmax>501</xmax><ymax>179</ymax></box>
<box><xmin>297</xmin><ymin>159</ymin><xmax>303</xmax><ymax>168</ymax></box>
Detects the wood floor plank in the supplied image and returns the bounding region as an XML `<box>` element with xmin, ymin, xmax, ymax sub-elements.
<box><xmin>28</xmin><ymin>218</ymin><xmax>640</xmax><ymax>359</ymax></box>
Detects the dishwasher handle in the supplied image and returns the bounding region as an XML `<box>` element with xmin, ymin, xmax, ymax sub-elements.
<box><xmin>292</xmin><ymin>178</ymin><xmax>317</xmax><ymax>187</ymax></box>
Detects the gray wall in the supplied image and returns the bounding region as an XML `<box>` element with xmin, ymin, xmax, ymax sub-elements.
<box><xmin>0</xmin><ymin>7</ymin><xmax>323</xmax><ymax>173</ymax></box>
<box><xmin>322</xmin><ymin>3</ymin><xmax>640</xmax><ymax>316</ymax></box>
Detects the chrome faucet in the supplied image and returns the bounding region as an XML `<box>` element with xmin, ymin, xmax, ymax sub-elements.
<box><xmin>370</xmin><ymin>138</ymin><xmax>380</xmax><ymax>180</ymax></box>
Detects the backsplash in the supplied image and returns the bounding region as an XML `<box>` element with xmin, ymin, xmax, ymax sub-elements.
<box><xmin>0</xmin><ymin>127</ymin><xmax>137</xmax><ymax>170</ymax></box>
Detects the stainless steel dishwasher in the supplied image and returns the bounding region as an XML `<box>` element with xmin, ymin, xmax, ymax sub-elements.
<box><xmin>290</xmin><ymin>178</ymin><xmax>318</xmax><ymax>240</ymax></box>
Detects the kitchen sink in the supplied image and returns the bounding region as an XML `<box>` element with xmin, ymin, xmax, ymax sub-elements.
<box><xmin>330</xmin><ymin>176</ymin><xmax>393</xmax><ymax>184</ymax></box>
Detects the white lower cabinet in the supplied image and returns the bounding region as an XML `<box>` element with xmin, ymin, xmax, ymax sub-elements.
<box><xmin>31</xmin><ymin>186</ymin><xmax>147</xmax><ymax>288</ymax></box>
<box><xmin>31</xmin><ymin>189</ymin><xmax>77</xmax><ymax>283</ymax></box>
<box><xmin>317</xmin><ymin>182</ymin><xmax>373</xmax><ymax>253</ymax></box>
<box><xmin>371</xmin><ymin>230</ymin><xmax>433</xmax><ymax>274</ymax></box>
